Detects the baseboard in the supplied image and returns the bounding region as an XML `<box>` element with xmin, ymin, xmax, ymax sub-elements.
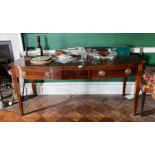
<box><xmin>21</xmin><ymin>82</ymin><xmax>135</xmax><ymax>95</ymax></box>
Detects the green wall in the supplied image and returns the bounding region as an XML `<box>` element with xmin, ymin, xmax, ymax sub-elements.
<box><xmin>23</xmin><ymin>33</ymin><xmax>155</xmax><ymax>49</ymax></box>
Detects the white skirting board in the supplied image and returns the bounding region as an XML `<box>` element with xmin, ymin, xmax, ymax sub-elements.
<box><xmin>21</xmin><ymin>82</ymin><xmax>136</xmax><ymax>95</ymax></box>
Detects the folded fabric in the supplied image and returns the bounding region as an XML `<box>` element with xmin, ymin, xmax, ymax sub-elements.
<box><xmin>143</xmin><ymin>72</ymin><xmax>155</xmax><ymax>86</ymax></box>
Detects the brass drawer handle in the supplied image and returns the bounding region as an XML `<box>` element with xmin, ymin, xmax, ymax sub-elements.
<box><xmin>21</xmin><ymin>71</ymin><xmax>26</xmax><ymax>77</ymax></box>
<box><xmin>98</xmin><ymin>70</ymin><xmax>106</xmax><ymax>76</ymax></box>
<box><xmin>45</xmin><ymin>70</ymin><xmax>53</xmax><ymax>78</ymax></box>
<box><xmin>125</xmin><ymin>68</ymin><xmax>131</xmax><ymax>75</ymax></box>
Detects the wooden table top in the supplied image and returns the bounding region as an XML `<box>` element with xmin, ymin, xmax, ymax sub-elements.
<box><xmin>11</xmin><ymin>54</ymin><xmax>143</xmax><ymax>69</ymax></box>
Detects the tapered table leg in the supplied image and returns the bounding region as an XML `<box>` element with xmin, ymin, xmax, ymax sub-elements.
<box><xmin>22</xmin><ymin>80</ymin><xmax>26</xmax><ymax>97</ymax></box>
<box><xmin>134</xmin><ymin>63</ymin><xmax>143</xmax><ymax>115</ymax></box>
<box><xmin>11</xmin><ymin>69</ymin><xmax>23</xmax><ymax>115</ymax></box>
<box><xmin>31</xmin><ymin>80</ymin><xmax>37</xmax><ymax>97</ymax></box>
<box><xmin>123</xmin><ymin>78</ymin><xmax>127</xmax><ymax>96</ymax></box>
<box><xmin>141</xmin><ymin>92</ymin><xmax>146</xmax><ymax>116</ymax></box>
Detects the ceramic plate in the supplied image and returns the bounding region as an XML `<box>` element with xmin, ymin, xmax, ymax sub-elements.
<box><xmin>31</xmin><ymin>56</ymin><xmax>51</xmax><ymax>62</ymax></box>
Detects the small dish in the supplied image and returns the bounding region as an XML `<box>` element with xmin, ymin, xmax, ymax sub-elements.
<box><xmin>30</xmin><ymin>56</ymin><xmax>52</xmax><ymax>62</ymax></box>
<box><xmin>30</xmin><ymin>56</ymin><xmax>53</xmax><ymax>65</ymax></box>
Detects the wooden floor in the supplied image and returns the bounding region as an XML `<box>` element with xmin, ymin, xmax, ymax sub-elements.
<box><xmin>0</xmin><ymin>94</ymin><xmax>155</xmax><ymax>122</ymax></box>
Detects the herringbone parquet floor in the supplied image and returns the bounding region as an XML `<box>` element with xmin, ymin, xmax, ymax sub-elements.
<box><xmin>0</xmin><ymin>95</ymin><xmax>155</xmax><ymax>122</ymax></box>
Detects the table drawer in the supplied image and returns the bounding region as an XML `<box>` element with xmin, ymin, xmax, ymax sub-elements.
<box><xmin>89</xmin><ymin>66</ymin><xmax>137</xmax><ymax>79</ymax></box>
<box><xmin>61</xmin><ymin>69</ymin><xmax>89</xmax><ymax>80</ymax></box>
<box><xmin>15</xmin><ymin>67</ymin><xmax>61</xmax><ymax>80</ymax></box>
